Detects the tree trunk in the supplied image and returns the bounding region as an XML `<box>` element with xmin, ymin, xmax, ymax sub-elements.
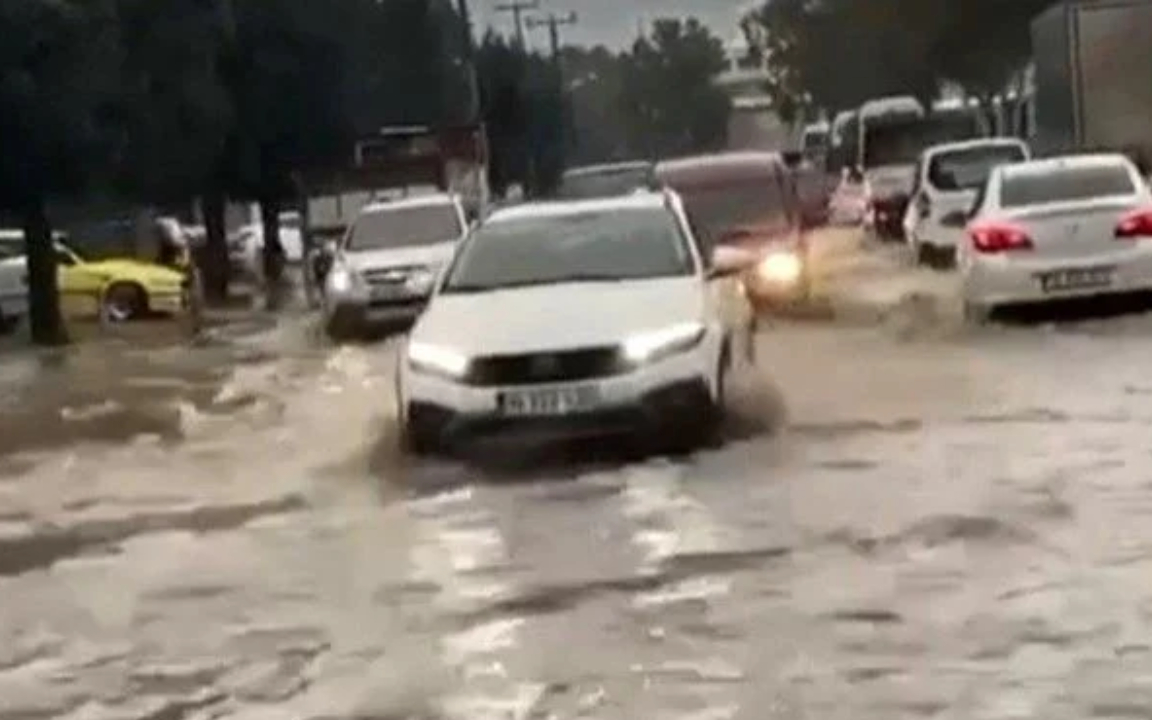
<box><xmin>259</xmin><ymin>195</ymin><xmax>284</xmax><ymax>281</ymax></box>
<box><xmin>200</xmin><ymin>188</ymin><xmax>230</xmax><ymax>304</ymax></box>
<box><xmin>22</xmin><ymin>197</ymin><xmax>68</xmax><ymax>346</ymax></box>
<box><xmin>259</xmin><ymin>195</ymin><xmax>286</xmax><ymax>309</ymax></box>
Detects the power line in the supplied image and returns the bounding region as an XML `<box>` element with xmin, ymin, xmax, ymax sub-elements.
<box><xmin>493</xmin><ymin>0</ymin><xmax>539</xmax><ymax>48</ymax></box>
<box><xmin>525</xmin><ymin>10</ymin><xmax>577</xmax><ymax>59</ymax></box>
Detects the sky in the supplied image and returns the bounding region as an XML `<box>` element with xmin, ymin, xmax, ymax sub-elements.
<box><xmin>470</xmin><ymin>0</ymin><xmax>756</xmax><ymax>51</ymax></box>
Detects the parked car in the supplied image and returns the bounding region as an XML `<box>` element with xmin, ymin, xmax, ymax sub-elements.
<box><xmin>323</xmin><ymin>193</ymin><xmax>468</xmax><ymax>338</ymax></box>
<box><xmin>956</xmin><ymin>153</ymin><xmax>1152</xmax><ymax>320</ymax></box>
<box><xmin>903</xmin><ymin>137</ymin><xmax>1030</xmax><ymax>268</ymax></box>
<box><xmin>0</xmin><ymin>235</ymin><xmax>187</xmax><ymax>329</ymax></box>
<box><xmin>395</xmin><ymin>191</ymin><xmax>753</xmax><ymax>456</ymax></box>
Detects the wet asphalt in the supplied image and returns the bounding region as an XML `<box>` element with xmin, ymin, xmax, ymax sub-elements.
<box><xmin>5</xmin><ymin>230</ymin><xmax>1152</xmax><ymax>719</ymax></box>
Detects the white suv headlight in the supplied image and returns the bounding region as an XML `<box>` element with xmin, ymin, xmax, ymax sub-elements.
<box><xmin>404</xmin><ymin>267</ymin><xmax>436</xmax><ymax>294</ymax></box>
<box><xmin>622</xmin><ymin>322</ymin><xmax>706</xmax><ymax>364</ymax></box>
<box><xmin>408</xmin><ymin>341</ymin><xmax>470</xmax><ymax>378</ymax></box>
<box><xmin>328</xmin><ymin>265</ymin><xmax>357</xmax><ymax>294</ymax></box>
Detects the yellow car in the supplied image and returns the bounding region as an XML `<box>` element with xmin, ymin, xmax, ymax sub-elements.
<box><xmin>54</xmin><ymin>241</ymin><xmax>188</xmax><ymax>321</ymax></box>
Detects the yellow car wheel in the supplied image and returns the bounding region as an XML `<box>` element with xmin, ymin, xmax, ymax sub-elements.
<box><xmin>102</xmin><ymin>281</ymin><xmax>148</xmax><ymax>322</ymax></box>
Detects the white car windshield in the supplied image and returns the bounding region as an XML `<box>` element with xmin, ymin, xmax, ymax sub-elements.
<box><xmin>441</xmin><ymin>207</ymin><xmax>694</xmax><ymax>293</ymax></box>
<box><xmin>1000</xmin><ymin>164</ymin><xmax>1136</xmax><ymax>208</ymax></box>
<box><xmin>928</xmin><ymin>145</ymin><xmax>1027</xmax><ymax>191</ymax></box>
<box><xmin>347</xmin><ymin>203</ymin><xmax>461</xmax><ymax>250</ymax></box>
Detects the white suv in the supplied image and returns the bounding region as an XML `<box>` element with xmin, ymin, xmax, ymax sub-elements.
<box><xmin>395</xmin><ymin>191</ymin><xmax>755</xmax><ymax>456</ymax></box>
<box><xmin>904</xmin><ymin>137</ymin><xmax>1030</xmax><ymax>267</ymax></box>
<box><xmin>323</xmin><ymin>194</ymin><xmax>468</xmax><ymax>338</ymax></box>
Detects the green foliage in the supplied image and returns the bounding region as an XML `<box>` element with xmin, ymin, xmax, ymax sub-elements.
<box><xmin>475</xmin><ymin>33</ymin><xmax>567</xmax><ymax>197</ymax></box>
<box><xmin>0</xmin><ymin>0</ymin><xmax>121</xmax><ymax>209</ymax></box>
<box><xmin>619</xmin><ymin>18</ymin><xmax>731</xmax><ymax>158</ymax></box>
<box><xmin>113</xmin><ymin>0</ymin><xmax>233</xmax><ymax>205</ymax></box>
<box><xmin>0</xmin><ymin>0</ymin><xmax>123</xmax><ymax>344</ymax></box>
<box><xmin>743</xmin><ymin>0</ymin><xmax>1060</xmax><ymax>115</ymax></box>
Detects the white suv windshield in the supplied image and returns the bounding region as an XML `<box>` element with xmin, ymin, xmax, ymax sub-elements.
<box><xmin>441</xmin><ymin>207</ymin><xmax>694</xmax><ymax>293</ymax></box>
<box><xmin>347</xmin><ymin>203</ymin><xmax>461</xmax><ymax>250</ymax></box>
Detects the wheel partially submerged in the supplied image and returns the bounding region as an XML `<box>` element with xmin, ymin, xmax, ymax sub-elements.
<box><xmin>102</xmin><ymin>282</ymin><xmax>147</xmax><ymax>322</ymax></box>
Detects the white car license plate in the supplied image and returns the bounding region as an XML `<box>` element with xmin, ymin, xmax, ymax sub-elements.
<box><xmin>1038</xmin><ymin>266</ymin><xmax>1114</xmax><ymax>293</ymax></box>
<box><xmin>499</xmin><ymin>385</ymin><xmax>600</xmax><ymax>417</ymax></box>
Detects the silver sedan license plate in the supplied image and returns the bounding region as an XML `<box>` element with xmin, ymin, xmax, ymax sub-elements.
<box><xmin>1038</xmin><ymin>266</ymin><xmax>1113</xmax><ymax>293</ymax></box>
<box><xmin>499</xmin><ymin>385</ymin><xmax>600</xmax><ymax>417</ymax></box>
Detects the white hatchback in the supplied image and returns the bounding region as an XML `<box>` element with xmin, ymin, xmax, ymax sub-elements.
<box><xmin>958</xmin><ymin>153</ymin><xmax>1152</xmax><ymax>319</ymax></box>
<box><xmin>395</xmin><ymin>191</ymin><xmax>754</xmax><ymax>455</ymax></box>
<box><xmin>904</xmin><ymin>137</ymin><xmax>1030</xmax><ymax>267</ymax></box>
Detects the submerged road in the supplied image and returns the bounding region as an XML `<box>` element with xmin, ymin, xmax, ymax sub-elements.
<box><xmin>4</xmin><ymin>231</ymin><xmax>1152</xmax><ymax>719</ymax></box>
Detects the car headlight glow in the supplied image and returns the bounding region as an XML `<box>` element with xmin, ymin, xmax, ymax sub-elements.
<box><xmin>407</xmin><ymin>341</ymin><xmax>470</xmax><ymax>378</ymax></box>
<box><xmin>622</xmin><ymin>322</ymin><xmax>706</xmax><ymax>364</ymax></box>
<box><xmin>757</xmin><ymin>252</ymin><xmax>803</xmax><ymax>284</ymax></box>
<box><xmin>328</xmin><ymin>266</ymin><xmax>355</xmax><ymax>293</ymax></box>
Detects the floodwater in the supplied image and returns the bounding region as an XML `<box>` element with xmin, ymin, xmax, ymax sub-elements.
<box><xmin>5</xmin><ymin>231</ymin><xmax>1152</xmax><ymax>719</ymax></box>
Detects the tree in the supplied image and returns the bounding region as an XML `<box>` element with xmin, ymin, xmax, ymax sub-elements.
<box><xmin>0</xmin><ymin>0</ymin><xmax>122</xmax><ymax>345</ymax></box>
<box><xmin>930</xmin><ymin>0</ymin><xmax>1056</xmax><ymax>106</ymax></box>
<box><xmin>219</xmin><ymin>0</ymin><xmax>354</xmax><ymax>301</ymax></box>
<box><xmin>619</xmin><ymin>18</ymin><xmax>730</xmax><ymax>159</ymax></box>
<box><xmin>477</xmin><ymin>32</ymin><xmax>530</xmax><ymax>196</ymax></box>
<box><xmin>742</xmin><ymin>0</ymin><xmax>1062</xmax><ymax>118</ymax></box>
<box><xmin>475</xmin><ymin>32</ymin><xmax>567</xmax><ymax>197</ymax></box>
<box><xmin>113</xmin><ymin>0</ymin><xmax>234</xmax><ymax>299</ymax></box>
<box><xmin>561</xmin><ymin>45</ymin><xmax>631</xmax><ymax>165</ymax></box>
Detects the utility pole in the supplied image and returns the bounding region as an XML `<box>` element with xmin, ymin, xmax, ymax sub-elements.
<box><xmin>526</xmin><ymin>10</ymin><xmax>577</xmax><ymax>59</ymax></box>
<box><xmin>494</xmin><ymin>0</ymin><xmax>538</xmax><ymax>48</ymax></box>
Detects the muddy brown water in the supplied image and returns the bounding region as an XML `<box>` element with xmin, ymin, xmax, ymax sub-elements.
<box><xmin>4</xmin><ymin>232</ymin><xmax>1152</xmax><ymax>719</ymax></box>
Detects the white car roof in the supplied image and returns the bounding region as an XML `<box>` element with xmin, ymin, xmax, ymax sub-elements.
<box><xmin>484</xmin><ymin>192</ymin><xmax>670</xmax><ymax>224</ymax></box>
<box><xmin>359</xmin><ymin>193</ymin><xmax>458</xmax><ymax>216</ymax></box>
<box><xmin>922</xmin><ymin>137</ymin><xmax>1028</xmax><ymax>159</ymax></box>
<box><xmin>1000</xmin><ymin>153</ymin><xmax>1132</xmax><ymax>179</ymax></box>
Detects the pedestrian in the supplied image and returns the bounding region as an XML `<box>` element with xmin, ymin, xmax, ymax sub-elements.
<box><xmin>154</xmin><ymin>217</ymin><xmax>204</xmax><ymax>334</ymax></box>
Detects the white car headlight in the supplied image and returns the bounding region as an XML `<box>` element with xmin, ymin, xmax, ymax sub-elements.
<box><xmin>408</xmin><ymin>341</ymin><xmax>470</xmax><ymax>378</ymax></box>
<box><xmin>328</xmin><ymin>266</ymin><xmax>356</xmax><ymax>293</ymax></box>
<box><xmin>757</xmin><ymin>252</ymin><xmax>803</xmax><ymax>284</ymax></box>
<box><xmin>622</xmin><ymin>322</ymin><xmax>706</xmax><ymax>364</ymax></box>
<box><xmin>404</xmin><ymin>268</ymin><xmax>436</xmax><ymax>294</ymax></box>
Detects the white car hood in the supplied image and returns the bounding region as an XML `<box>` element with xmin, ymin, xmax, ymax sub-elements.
<box><xmin>344</xmin><ymin>242</ymin><xmax>456</xmax><ymax>271</ymax></box>
<box><xmin>414</xmin><ymin>277</ymin><xmax>704</xmax><ymax>356</ymax></box>
<box><xmin>866</xmin><ymin>164</ymin><xmax>916</xmax><ymax>198</ymax></box>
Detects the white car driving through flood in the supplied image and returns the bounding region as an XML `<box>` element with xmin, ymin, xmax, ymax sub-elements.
<box><xmin>904</xmin><ymin>137</ymin><xmax>1030</xmax><ymax>268</ymax></box>
<box><xmin>956</xmin><ymin>153</ymin><xmax>1152</xmax><ymax>320</ymax></box>
<box><xmin>395</xmin><ymin>191</ymin><xmax>754</xmax><ymax>456</ymax></box>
